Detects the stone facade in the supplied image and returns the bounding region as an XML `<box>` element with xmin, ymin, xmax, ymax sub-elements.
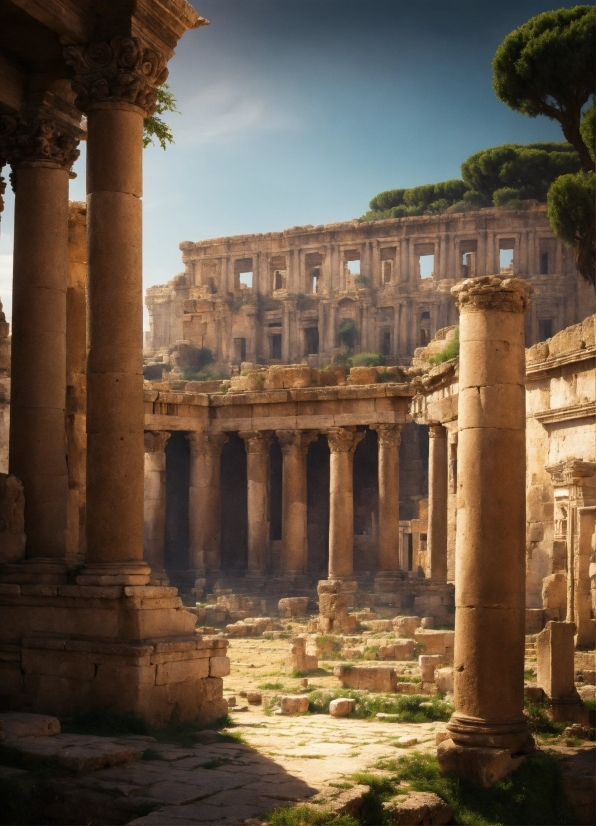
<box><xmin>146</xmin><ymin>206</ymin><xmax>595</xmax><ymax>368</ymax></box>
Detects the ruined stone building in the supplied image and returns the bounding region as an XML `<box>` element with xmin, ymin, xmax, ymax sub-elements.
<box><xmin>146</xmin><ymin>205</ymin><xmax>596</xmax><ymax>369</ymax></box>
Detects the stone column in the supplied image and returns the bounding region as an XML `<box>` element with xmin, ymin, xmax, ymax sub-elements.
<box><xmin>373</xmin><ymin>424</ymin><xmax>402</xmax><ymax>588</ymax></box>
<box><xmin>0</xmin><ymin>114</ymin><xmax>80</xmax><ymax>563</ymax></box>
<box><xmin>327</xmin><ymin>427</ymin><xmax>365</xmax><ymax>580</ymax></box>
<box><xmin>187</xmin><ymin>431</ymin><xmax>228</xmax><ymax>578</ymax></box>
<box><xmin>143</xmin><ymin>431</ymin><xmax>171</xmax><ymax>584</ymax></box>
<box><xmin>277</xmin><ymin>430</ymin><xmax>318</xmax><ymax>580</ymax></box>
<box><xmin>240</xmin><ymin>431</ymin><xmax>272</xmax><ymax>580</ymax></box>
<box><xmin>427</xmin><ymin>424</ymin><xmax>448</xmax><ymax>580</ymax></box>
<box><xmin>65</xmin><ymin>38</ymin><xmax>168</xmax><ymax>585</ymax></box>
<box><xmin>438</xmin><ymin>276</ymin><xmax>534</xmax><ymax>787</ymax></box>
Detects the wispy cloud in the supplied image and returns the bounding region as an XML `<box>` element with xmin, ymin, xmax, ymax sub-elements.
<box><xmin>176</xmin><ymin>79</ymin><xmax>302</xmax><ymax>146</ymax></box>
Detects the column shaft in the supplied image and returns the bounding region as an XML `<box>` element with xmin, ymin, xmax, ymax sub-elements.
<box><xmin>143</xmin><ymin>431</ymin><xmax>170</xmax><ymax>579</ymax></box>
<box><xmin>277</xmin><ymin>431</ymin><xmax>317</xmax><ymax>574</ymax></box>
<box><xmin>439</xmin><ymin>275</ymin><xmax>533</xmax><ymax>783</ymax></box>
<box><xmin>327</xmin><ymin>428</ymin><xmax>365</xmax><ymax>579</ymax></box>
<box><xmin>188</xmin><ymin>432</ymin><xmax>227</xmax><ymax>574</ymax></box>
<box><xmin>241</xmin><ymin>431</ymin><xmax>272</xmax><ymax>575</ymax></box>
<box><xmin>375</xmin><ymin>424</ymin><xmax>402</xmax><ymax>574</ymax></box>
<box><xmin>428</xmin><ymin>424</ymin><xmax>448</xmax><ymax>579</ymax></box>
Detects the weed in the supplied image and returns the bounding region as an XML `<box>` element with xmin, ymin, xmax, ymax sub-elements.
<box><xmin>329</xmin><ymin>782</ymin><xmax>353</xmax><ymax>790</ymax></box>
<box><xmin>428</xmin><ymin>328</ymin><xmax>459</xmax><ymax>365</ymax></box>
<box><xmin>523</xmin><ymin>669</ymin><xmax>535</xmax><ymax>680</ymax></box>
<box><xmin>524</xmin><ymin>699</ymin><xmax>566</xmax><ymax>737</ymax></box>
<box><xmin>266</xmin><ymin>804</ymin><xmax>358</xmax><ymax>826</ymax></box>
<box><xmin>259</xmin><ymin>682</ymin><xmax>286</xmax><ymax>691</ymax></box>
<box><xmin>315</xmin><ymin>635</ymin><xmax>343</xmax><ymax>658</ymax></box>
<box><xmin>377</xmin><ymin>750</ymin><xmax>577</xmax><ymax>825</ymax></box>
<box><xmin>307</xmin><ymin>689</ymin><xmax>451</xmax><ymax>722</ymax></box>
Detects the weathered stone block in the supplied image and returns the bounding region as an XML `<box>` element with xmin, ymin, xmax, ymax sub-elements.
<box><xmin>209</xmin><ymin>656</ymin><xmax>230</xmax><ymax>677</ymax></box>
<box><xmin>0</xmin><ymin>712</ymin><xmax>60</xmax><ymax>739</ymax></box>
<box><xmin>279</xmin><ymin>695</ymin><xmax>309</xmax><ymax>715</ymax></box>
<box><xmin>393</xmin><ymin>616</ymin><xmax>421</xmax><ymax>637</ymax></box>
<box><xmin>435</xmin><ymin>667</ymin><xmax>454</xmax><ymax>695</ymax></box>
<box><xmin>329</xmin><ymin>697</ymin><xmax>356</xmax><ymax>717</ymax></box>
<box><xmin>156</xmin><ymin>657</ymin><xmax>208</xmax><ymax>685</ymax></box>
<box><xmin>278</xmin><ymin>597</ymin><xmax>309</xmax><ymax>618</ymax></box>
<box><xmin>334</xmin><ymin>664</ymin><xmax>397</xmax><ymax>693</ymax></box>
<box><xmin>536</xmin><ymin>620</ymin><xmax>575</xmax><ymax>701</ymax></box>
<box><xmin>385</xmin><ymin>791</ymin><xmax>452</xmax><ymax>824</ymax></box>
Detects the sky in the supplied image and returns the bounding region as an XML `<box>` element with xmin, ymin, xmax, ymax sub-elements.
<box><xmin>0</xmin><ymin>0</ymin><xmax>578</xmax><ymax>326</ymax></box>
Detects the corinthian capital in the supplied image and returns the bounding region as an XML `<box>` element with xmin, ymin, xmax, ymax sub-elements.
<box><xmin>144</xmin><ymin>430</ymin><xmax>171</xmax><ymax>453</ymax></box>
<box><xmin>240</xmin><ymin>431</ymin><xmax>273</xmax><ymax>454</ymax></box>
<box><xmin>64</xmin><ymin>37</ymin><xmax>168</xmax><ymax>116</ymax></box>
<box><xmin>326</xmin><ymin>427</ymin><xmax>365</xmax><ymax>454</ymax></box>
<box><xmin>373</xmin><ymin>423</ymin><xmax>402</xmax><ymax>448</ymax></box>
<box><xmin>186</xmin><ymin>431</ymin><xmax>228</xmax><ymax>457</ymax></box>
<box><xmin>0</xmin><ymin>116</ymin><xmax>80</xmax><ymax>171</ymax></box>
<box><xmin>276</xmin><ymin>430</ymin><xmax>318</xmax><ymax>455</ymax></box>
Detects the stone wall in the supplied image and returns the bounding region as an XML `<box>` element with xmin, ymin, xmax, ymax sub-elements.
<box><xmin>146</xmin><ymin>205</ymin><xmax>595</xmax><ymax>369</ymax></box>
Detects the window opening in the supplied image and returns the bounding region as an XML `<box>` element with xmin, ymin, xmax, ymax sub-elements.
<box><xmin>419</xmin><ymin>311</ymin><xmax>431</xmax><ymax>346</ymax></box>
<box><xmin>311</xmin><ymin>267</ymin><xmax>320</xmax><ymax>293</ymax></box>
<box><xmin>381</xmin><ymin>330</ymin><xmax>391</xmax><ymax>356</ymax></box>
<box><xmin>382</xmin><ymin>260</ymin><xmax>392</xmax><ymax>284</ymax></box>
<box><xmin>540</xmin><ymin>252</ymin><xmax>549</xmax><ymax>275</ymax></box>
<box><xmin>239</xmin><ymin>271</ymin><xmax>252</xmax><ymax>289</ymax></box>
<box><xmin>418</xmin><ymin>255</ymin><xmax>434</xmax><ymax>279</ymax></box>
<box><xmin>420</xmin><ymin>533</ymin><xmax>427</xmax><ymax>551</ymax></box>
<box><xmin>234</xmin><ymin>337</ymin><xmax>246</xmax><ymax>362</ymax></box>
<box><xmin>270</xmin><ymin>334</ymin><xmax>282</xmax><ymax>360</ymax></box>
<box><xmin>499</xmin><ymin>239</ymin><xmax>515</xmax><ymax>273</ymax></box>
<box><xmin>274</xmin><ymin>270</ymin><xmax>284</xmax><ymax>290</ymax></box>
<box><xmin>407</xmin><ymin>534</ymin><xmax>413</xmax><ymax>571</ymax></box>
<box><xmin>538</xmin><ymin>318</ymin><xmax>553</xmax><ymax>341</ymax></box>
<box><xmin>304</xmin><ymin>327</ymin><xmax>319</xmax><ymax>355</ymax></box>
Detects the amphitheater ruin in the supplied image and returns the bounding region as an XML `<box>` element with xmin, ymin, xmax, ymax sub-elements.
<box><xmin>0</xmin><ymin>0</ymin><xmax>594</xmax><ymax>823</ymax></box>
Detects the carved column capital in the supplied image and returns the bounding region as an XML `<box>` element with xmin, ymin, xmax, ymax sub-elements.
<box><xmin>63</xmin><ymin>37</ymin><xmax>169</xmax><ymax>116</ymax></box>
<box><xmin>276</xmin><ymin>429</ymin><xmax>318</xmax><ymax>455</ymax></box>
<box><xmin>239</xmin><ymin>430</ymin><xmax>273</xmax><ymax>454</ymax></box>
<box><xmin>326</xmin><ymin>427</ymin><xmax>365</xmax><ymax>454</ymax></box>
<box><xmin>186</xmin><ymin>431</ymin><xmax>228</xmax><ymax>457</ymax></box>
<box><xmin>451</xmin><ymin>275</ymin><xmax>532</xmax><ymax>315</ymax></box>
<box><xmin>0</xmin><ymin>116</ymin><xmax>80</xmax><ymax>172</ymax></box>
<box><xmin>373</xmin><ymin>423</ymin><xmax>403</xmax><ymax>448</ymax></box>
<box><xmin>428</xmin><ymin>424</ymin><xmax>447</xmax><ymax>440</ymax></box>
<box><xmin>144</xmin><ymin>430</ymin><xmax>171</xmax><ymax>453</ymax></box>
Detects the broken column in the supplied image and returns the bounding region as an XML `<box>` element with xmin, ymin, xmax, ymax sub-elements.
<box><xmin>427</xmin><ymin>424</ymin><xmax>448</xmax><ymax>580</ymax></box>
<box><xmin>438</xmin><ymin>276</ymin><xmax>534</xmax><ymax>787</ymax></box>
<box><xmin>277</xmin><ymin>430</ymin><xmax>317</xmax><ymax>583</ymax></box>
<box><xmin>240</xmin><ymin>430</ymin><xmax>272</xmax><ymax>582</ymax></box>
<box><xmin>143</xmin><ymin>431</ymin><xmax>171</xmax><ymax>584</ymax></box>
<box><xmin>373</xmin><ymin>424</ymin><xmax>402</xmax><ymax>591</ymax></box>
<box><xmin>187</xmin><ymin>431</ymin><xmax>228</xmax><ymax>582</ymax></box>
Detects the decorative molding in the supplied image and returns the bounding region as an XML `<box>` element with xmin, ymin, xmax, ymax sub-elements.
<box><xmin>452</xmin><ymin>275</ymin><xmax>532</xmax><ymax>314</ymax></box>
<box><xmin>63</xmin><ymin>37</ymin><xmax>168</xmax><ymax>115</ymax></box>
<box><xmin>0</xmin><ymin>116</ymin><xmax>80</xmax><ymax>171</ymax></box>
<box><xmin>546</xmin><ymin>459</ymin><xmax>596</xmax><ymax>487</ymax></box>
<box><xmin>326</xmin><ymin>427</ymin><xmax>365</xmax><ymax>454</ymax></box>
<box><xmin>186</xmin><ymin>431</ymin><xmax>228</xmax><ymax>456</ymax></box>
<box><xmin>239</xmin><ymin>430</ymin><xmax>273</xmax><ymax>453</ymax></box>
<box><xmin>532</xmin><ymin>402</ymin><xmax>596</xmax><ymax>426</ymax></box>
<box><xmin>276</xmin><ymin>429</ymin><xmax>318</xmax><ymax>455</ymax></box>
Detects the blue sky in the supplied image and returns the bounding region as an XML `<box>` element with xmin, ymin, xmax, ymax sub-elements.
<box><xmin>0</xmin><ymin>0</ymin><xmax>577</xmax><ymax>324</ymax></box>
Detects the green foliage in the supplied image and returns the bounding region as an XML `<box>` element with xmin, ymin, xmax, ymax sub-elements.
<box><xmin>267</xmin><ymin>804</ymin><xmax>358</xmax><ymax>826</ymax></box>
<box><xmin>258</xmin><ymin>682</ymin><xmax>286</xmax><ymax>690</ymax></box>
<box><xmin>143</xmin><ymin>84</ymin><xmax>180</xmax><ymax>150</ymax></box>
<box><xmin>368</xmin><ymin>179</ymin><xmax>467</xmax><ymax>215</ymax></box>
<box><xmin>428</xmin><ymin>329</ymin><xmax>460</xmax><ymax>365</ymax></box>
<box><xmin>307</xmin><ymin>689</ymin><xmax>452</xmax><ymax>722</ymax></box>
<box><xmin>492</xmin><ymin>5</ymin><xmax>595</xmax><ymax>171</ymax></box>
<box><xmin>461</xmin><ymin>142</ymin><xmax>581</xmax><ymax>205</ymax></box>
<box><xmin>350</xmin><ymin>352</ymin><xmax>385</xmax><ymax>367</ymax></box>
<box><xmin>315</xmin><ymin>635</ymin><xmax>343</xmax><ymax>658</ymax></box>
<box><xmin>378</xmin><ymin>750</ymin><xmax>577</xmax><ymax>826</ymax></box>
<box><xmin>353</xmin><ymin>274</ymin><xmax>371</xmax><ymax>287</ymax></box>
<box><xmin>183</xmin><ymin>363</ymin><xmax>231</xmax><ymax>382</ymax></box>
<box><xmin>523</xmin><ymin>698</ymin><xmax>566</xmax><ymax>737</ymax></box>
<box><xmin>580</xmin><ymin>101</ymin><xmax>596</xmax><ymax>160</ymax></box>
<box><xmin>226</xmin><ymin>294</ymin><xmax>246</xmax><ymax>313</ymax></box>
<box><xmin>547</xmin><ymin>171</ymin><xmax>595</xmax><ymax>287</ymax></box>
<box><xmin>338</xmin><ymin>318</ymin><xmax>358</xmax><ymax>351</ymax></box>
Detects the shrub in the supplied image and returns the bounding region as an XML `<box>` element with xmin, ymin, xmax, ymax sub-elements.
<box><xmin>351</xmin><ymin>352</ymin><xmax>385</xmax><ymax>367</ymax></box>
<box><xmin>428</xmin><ymin>329</ymin><xmax>459</xmax><ymax>364</ymax></box>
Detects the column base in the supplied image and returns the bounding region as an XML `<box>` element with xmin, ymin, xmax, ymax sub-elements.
<box><xmin>148</xmin><ymin>568</ymin><xmax>170</xmax><ymax>587</ymax></box>
<box><xmin>446</xmin><ymin>712</ymin><xmax>534</xmax><ymax>753</ymax></box>
<box><xmin>0</xmin><ymin>558</ymin><xmax>68</xmax><ymax>586</ymax></box>
<box><xmin>437</xmin><ymin>739</ymin><xmax>527</xmax><ymax>788</ymax></box>
<box><xmin>76</xmin><ymin>562</ymin><xmax>151</xmax><ymax>586</ymax></box>
<box><xmin>0</xmin><ymin>583</ymin><xmax>229</xmax><ymax>726</ymax></box>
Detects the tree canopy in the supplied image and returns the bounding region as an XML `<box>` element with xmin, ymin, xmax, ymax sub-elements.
<box><xmin>547</xmin><ymin>171</ymin><xmax>595</xmax><ymax>287</ymax></box>
<box><xmin>492</xmin><ymin>5</ymin><xmax>595</xmax><ymax>171</ymax></box>
<box><xmin>361</xmin><ymin>142</ymin><xmax>579</xmax><ymax>221</ymax></box>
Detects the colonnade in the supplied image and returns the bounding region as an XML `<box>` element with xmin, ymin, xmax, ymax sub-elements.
<box><xmin>143</xmin><ymin>423</ymin><xmax>444</xmax><ymax>583</ymax></box>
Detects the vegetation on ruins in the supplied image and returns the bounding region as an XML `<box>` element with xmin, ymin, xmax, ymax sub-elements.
<box><xmin>337</xmin><ymin>318</ymin><xmax>358</xmax><ymax>354</ymax></box>
<box><xmin>428</xmin><ymin>329</ymin><xmax>460</xmax><ymax>365</ymax></box>
<box><xmin>306</xmin><ymin>689</ymin><xmax>452</xmax><ymax>722</ymax></box>
<box><xmin>143</xmin><ymin>84</ymin><xmax>179</xmax><ymax>150</ymax></box>
<box><xmin>350</xmin><ymin>352</ymin><xmax>385</xmax><ymax>367</ymax></box>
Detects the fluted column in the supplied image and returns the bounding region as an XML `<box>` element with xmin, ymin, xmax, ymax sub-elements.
<box><xmin>277</xmin><ymin>430</ymin><xmax>318</xmax><ymax>577</ymax></box>
<box><xmin>373</xmin><ymin>424</ymin><xmax>402</xmax><ymax>582</ymax></box>
<box><xmin>428</xmin><ymin>424</ymin><xmax>448</xmax><ymax>580</ymax></box>
<box><xmin>0</xmin><ymin>114</ymin><xmax>80</xmax><ymax>562</ymax></box>
<box><xmin>65</xmin><ymin>38</ymin><xmax>168</xmax><ymax>585</ymax></box>
<box><xmin>326</xmin><ymin>427</ymin><xmax>365</xmax><ymax>579</ymax></box>
<box><xmin>187</xmin><ymin>432</ymin><xmax>228</xmax><ymax>577</ymax></box>
<box><xmin>438</xmin><ymin>275</ymin><xmax>534</xmax><ymax>786</ymax></box>
<box><xmin>240</xmin><ymin>431</ymin><xmax>272</xmax><ymax>579</ymax></box>
<box><xmin>143</xmin><ymin>431</ymin><xmax>171</xmax><ymax>584</ymax></box>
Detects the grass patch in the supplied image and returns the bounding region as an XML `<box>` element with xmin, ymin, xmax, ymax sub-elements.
<box><xmin>267</xmin><ymin>804</ymin><xmax>358</xmax><ymax>826</ymax></box>
<box><xmin>259</xmin><ymin>682</ymin><xmax>286</xmax><ymax>690</ymax></box>
<box><xmin>428</xmin><ymin>328</ymin><xmax>459</xmax><ymax>365</ymax></box>
<box><xmin>307</xmin><ymin>689</ymin><xmax>452</xmax><ymax>722</ymax></box>
<box><xmin>61</xmin><ymin>707</ymin><xmax>235</xmax><ymax>748</ymax></box>
<box><xmin>315</xmin><ymin>635</ymin><xmax>343</xmax><ymax>658</ymax></box>
<box><xmin>523</xmin><ymin>699</ymin><xmax>566</xmax><ymax>737</ymax></box>
<box><xmin>523</xmin><ymin>669</ymin><xmax>535</xmax><ymax>680</ymax></box>
<box><xmin>376</xmin><ymin>750</ymin><xmax>577</xmax><ymax>825</ymax></box>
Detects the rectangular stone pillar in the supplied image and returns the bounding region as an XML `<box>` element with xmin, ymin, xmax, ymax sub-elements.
<box><xmin>428</xmin><ymin>424</ymin><xmax>448</xmax><ymax>580</ymax></box>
